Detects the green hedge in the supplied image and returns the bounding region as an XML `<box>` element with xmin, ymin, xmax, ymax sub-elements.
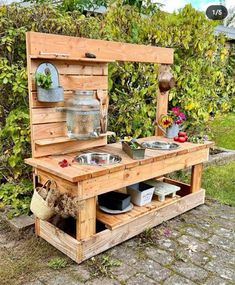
<box><xmin>0</xmin><ymin>2</ymin><xmax>234</xmax><ymax>183</ymax></box>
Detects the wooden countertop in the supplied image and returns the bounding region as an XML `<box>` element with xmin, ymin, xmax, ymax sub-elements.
<box><xmin>25</xmin><ymin>136</ymin><xmax>213</xmax><ymax>182</ymax></box>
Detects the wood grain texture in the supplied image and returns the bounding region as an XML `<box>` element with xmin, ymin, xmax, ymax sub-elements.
<box><xmin>39</xmin><ymin>219</ymin><xmax>81</xmax><ymax>263</ymax></box>
<box><xmin>76</xmin><ymin>197</ymin><xmax>96</xmax><ymax>240</ymax></box>
<box><xmin>37</xmin><ymin>169</ymin><xmax>78</xmax><ymax>196</ymax></box>
<box><xmin>97</xmin><ymin>195</ymin><xmax>181</xmax><ymax>230</ymax></box>
<box><xmin>190</xmin><ymin>163</ymin><xmax>203</xmax><ymax>193</ymax></box>
<box><xmin>82</xmin><ymin>189</ymin><xmax>205</xmax><ymax>261</ymax></box>
<box><xmin>33</xmin><ymin>136</ymin><xmax>107</xmax><ymax>158</ymax></box>
<box><xmin>27</xmin><ymin>32</ymin><xmax>174</xmax><ymax>64</ymax></box>
<box><xmin>32</xmin><ymin>122</ymin><xmax>66</xmax><ymax>140</ymax></box>
<box><xmin>31</xmin><ymin>108</ymin><xmax>66</xmax><ymax>124</ymax></box>
<box><xmin>31</xmin><ymin>75</ymin><xmax>108</xmax><ymax>91</ymax></box>
<box><xmin>81</xmin><ymin>148</ymin><xmax>209</xmax><ymax>199</ymax></box>
<box><xmin>155</xmin><ymin>65</ymin><xmax>170</xmax><ymax>136</ymax></box>
<box><xmin>25</xmin><ymin>137</ymin><xmax>212</xmax><ymax>183</ymax></box>
<box><xmin>31</xmin><ymin>60</ymin><xmax>108</xmax><ymax>75</ymax></box>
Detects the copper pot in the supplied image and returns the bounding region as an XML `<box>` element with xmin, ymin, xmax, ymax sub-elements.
<box><xmin>158</xmin><ymin>70</ymin><xmax>175</xmax><ymax>92</ymax></box>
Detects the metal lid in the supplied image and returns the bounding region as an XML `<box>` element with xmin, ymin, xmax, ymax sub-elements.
<box><xmin>74</xmin><ymin>90</ymin><xmax>94</xmax><ymax>96</ymax></box>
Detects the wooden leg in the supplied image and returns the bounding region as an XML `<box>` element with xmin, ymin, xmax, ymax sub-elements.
<box><xmin>35</xmin><ymin>217</ymin><xmax>40</xmax><ymax>236</ymax></box>
<box><xmin>190</xmin><ymin>163</ymin><xmax>203</xmax><ymax>193</ymax></box>
<box><xmin>76</xmin><ymin>197</ymin><xmax>96</xmax><ymax>240</ymax></box>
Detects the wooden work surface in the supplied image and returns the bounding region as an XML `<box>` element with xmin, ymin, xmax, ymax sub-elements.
<box><xmin>25</xmin><ymin>136</ymin><xmax>213</xmax><ymax>183</ymax></box>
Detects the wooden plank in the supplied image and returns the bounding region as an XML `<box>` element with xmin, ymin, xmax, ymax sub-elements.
<box><xmin>27</xmin><ymin>32</ymin><xmax>174</xmax><ymax>64</ymax></box>
<box><xmin>190</xmin><ymin>163</ymin><xmax>203</xmax><ymax>193</ymax></box>
<box><xmin>31</xmin><ymin>75</ymin><xmax>108</xmax><ymax>91</ymax></box>
<box><xmin>31</xmin><ymin>89</ymin><xmax>109</xmax><ymax>109</ymax></box>
<box><xmin>35</xmin><ymin>217</ymin><xmax>40</xmax><ymax>236</ymax></box>
<box><xmin>31</xmin><ymin>60</ymin><xmax>108</xmax><ymax>75</ymax></box>
<box><xmin>52</xmin><ymin>153</ymin><xmax>110</xmax><ymax>179</ymax></box>
<box><xmin>163</xmin><ymin>177</ymin><xmax>191</xmax><ymax>196</ymax></box>
<box><xmin>34</xmin><ymin>132</ymin><xmax>114</xmax><ymax>145</ymax></box>
<box><xmin>37</xmin><ymin>169</ymin><xmax>79</xmax><ymax>196</ymax></box>
<box><xmin>76</xmin><ymin>197</ymin><xmax>96</xmax><ymax>240</ymax></box>
<box><xmin>32</xmin><ymin>122</ymin><xmax>66</xmax><ymax>140</ymax></box>
<box><xmin>39</xmin><ymin>219</ymin><xmax>81</xmax><ymax>263</ymax></box>
<box><xmin>31</xmin><ymin>90</ymin><xmax>72</xmax><ymax>108</ymax></box>
<box><xmin>30</xmin><ymin>56</ymin><xmax>114</xmax><ymax>63</ymax></box>
<box><xmin>81</xmin><ymin>149</ymin><xmax>209</xmax><ymax>199</ymax></box>
<box><xmin>97</xmin><ymin>195</ymin><xmax>180</xmax><ymax>230</ymax></box>
<box><xmin>33</xmin><ymin>136</ymin><xmax>107</xmax><ymax>158</ymax></box>
<box><xmin>27</xmin><ymin>138</ymin><xmax>211</xmax><ymax>183</ymax></box>
<box><xmin>25</xmin><ymin>157</ymin><xmax>91</xmax><ymax>182</ymax></box>
<box><xmin>31</xmin><ymin>108</ymin><xmax>66</xmax><ymax>124</ymax></box>
<box><xmin>155</xmin><ymin>65</ymin><xmax>170</xmax><ymax>136</ymax></box>
<box><xmin>82</xmin><ymin>190</ymin><xmax>205</xmax><ymax>261</ymax></box>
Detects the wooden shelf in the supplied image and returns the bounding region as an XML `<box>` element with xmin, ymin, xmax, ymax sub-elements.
<box><xmin>35</xmin><ymin>131</ymin><xmax>115</xmax><ymax>146</ymax></box>
<box><xmin>97</xmin><ymin>195</ymin><xmax>181</xmax><ymax>230</ymax></box>
<box><xmin>30</xmin><ymin>55</ymin><xmax>115</xmax><ymax>63</ymax></box>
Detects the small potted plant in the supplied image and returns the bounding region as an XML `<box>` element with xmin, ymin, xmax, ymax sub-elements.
<box><xmin>122</xmin><ymin>137</ymin><xmax>145</xmax><ymax>160</ymax></box>
<box><xmin>158</xmin><ymin>107</ymin><xmax>186</xmax><ymax>138</ymax></box>
<box><xmin>35</xmin><ymin>63</ymin><xmax>64</xmax><ymax>102</ymax></box>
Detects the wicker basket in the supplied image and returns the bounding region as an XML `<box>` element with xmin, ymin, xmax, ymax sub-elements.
<box><xmin>30</xmin><ymin>180</ymin><xmax>56</xmax><ymax>220</ymax></box>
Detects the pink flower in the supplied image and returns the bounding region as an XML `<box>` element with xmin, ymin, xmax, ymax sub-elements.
<box><xmin>176</xmin><ymin>119</ymin><xmax>182</xmax><ymax>124</ymax></box>
<box><xmin>172</xmin><ymin>107</ymin><xmax>180</xmax><ymax>116</ymax></box>
<box><xmin>179</xmin><ymin>112</ymin><xmax>186</xmax><ymax>120</ymax></box>
<box><xmin>163</xmin><ymin>228</ymin><xmax>171</xmax><ymax>237</ymax></box>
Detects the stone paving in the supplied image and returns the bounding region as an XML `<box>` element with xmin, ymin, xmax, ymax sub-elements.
<box><xmin>0</xmin><ymin>199</ymin><xmax>234</xmax><ymax>285</ymax></box>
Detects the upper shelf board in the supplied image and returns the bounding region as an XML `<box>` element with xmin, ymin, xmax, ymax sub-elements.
<box><xmin>30</xmin><ymin>55</ymin><xmax>115</xmax><ymax>63</ymax></box>
<box><xmin>26</xmin><ymin>32</ymin><xmax>174</xmax><ymax>64</ymax></box>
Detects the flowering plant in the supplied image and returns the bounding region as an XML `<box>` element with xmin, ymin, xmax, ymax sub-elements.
<box><xmin>159</xmin><ymin>107</ymin><xmax>186</xmax><ymax>128</ymax></box>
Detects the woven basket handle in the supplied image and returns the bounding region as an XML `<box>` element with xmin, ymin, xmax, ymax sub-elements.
<box><xmin>42</xmin><ymin>180</ymin><xmax>57</xmax><ymax>191</ymax></box>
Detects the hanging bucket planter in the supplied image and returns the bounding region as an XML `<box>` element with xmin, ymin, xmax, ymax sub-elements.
<box><xmin>35</xmin><ymin>62</ymin><xmax>64</xmax><ymax>102</ymax></box>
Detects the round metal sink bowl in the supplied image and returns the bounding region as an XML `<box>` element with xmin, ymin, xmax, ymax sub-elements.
<box><xmin>75</xmin><ymin>152</ymin><xmax>122</xmax><ymax>166</ymax></box>
<box><xmin>141</xmin><ymin>140</ymin><xmax>180</xmax><ymax>150</ymax></box>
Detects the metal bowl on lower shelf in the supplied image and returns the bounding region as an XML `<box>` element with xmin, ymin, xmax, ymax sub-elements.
<box><xmin>75</xmin><ymin>152</ymin><xmax>122</xmax><ymax>166</ymax></box>
<box><xmin>141</xmin><ymin>140</ymin><xmax>180</xmax><ymax>150</ymax></box>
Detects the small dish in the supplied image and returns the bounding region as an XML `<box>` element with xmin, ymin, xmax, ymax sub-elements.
<box><xmin>141</xmin><ymin>140</ymin><xmax>180</xmax><ymax>150</ymax></box>
<box><xmin>99</xmin><ymin>203</ymin><xmax>133</xmax><ymax>215</ymax></box>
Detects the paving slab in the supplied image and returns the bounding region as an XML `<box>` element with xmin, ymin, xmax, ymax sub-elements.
<box><xmin>163</xmin><ymin>274</ymin><xmax>196</xmax><ymax>285</ymax></box>
<box><xmin>0</xmin><ymin>200</ymin><xmax>234</xmax><ymax>285</ymax></box>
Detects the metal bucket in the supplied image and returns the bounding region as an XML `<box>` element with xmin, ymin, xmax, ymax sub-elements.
<box><xmin>37</xmin><ymin>86</ymin><xmax>64</xmax><ymax>102</ymax></box>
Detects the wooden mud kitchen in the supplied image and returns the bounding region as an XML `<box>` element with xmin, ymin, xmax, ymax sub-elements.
<box><xmin>25</xmin><ymin>32</ymin><xmax>213</xmax><ymax>263</ymax></box>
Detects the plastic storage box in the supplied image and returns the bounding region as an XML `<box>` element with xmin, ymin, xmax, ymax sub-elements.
<box><xmin>98</xmin><ymin>191</ymin><xmax>131</xmax><ymax>210</ymax></box>
<box><xmin>127</xmin><ymin>182</ymin><xmax>155</xmax><ymax>206</ymax></box>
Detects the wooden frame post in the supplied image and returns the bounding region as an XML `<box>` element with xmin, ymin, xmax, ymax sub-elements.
<box><xmin>190</xmin><ymin>163</ymin><xmax>203</xmax><ymax>193</ymax></box>
<box><xmin>76</xmin><ymin>197</ymin><xmax>96</xmax><ymax>240</ymax></box>
<box><xmin>155</xmin><ymin>65</ymin><xmax>169</xmax><ymax>136</ymax></box>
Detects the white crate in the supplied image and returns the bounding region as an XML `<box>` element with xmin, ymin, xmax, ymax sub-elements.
<box><xmin>127</xmin><ymin>182</ymin><xmax>155</xmax><ymax>206</ymax></box>
<box><xmin>145</xmin><ymin>180</ymin><xmax>181</xmax><ymax>202</ymax></box>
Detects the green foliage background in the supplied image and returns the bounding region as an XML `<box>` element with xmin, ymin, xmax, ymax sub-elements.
<box><xmin>0</xmin><ymin>2</ymin><xmax>234</xmax><ymax>215</ymax></box>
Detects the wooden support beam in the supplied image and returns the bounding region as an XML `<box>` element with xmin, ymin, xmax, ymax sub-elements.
<box><xmin>190</xmin><ymin>163</ymin><xmax>203</xmax><ymax>193</ymax></box>
<box><xmin>155</xmin><ymin>65</ymin><xmax>170</xmax><ymax>136</ymax></box>
<box><xmin>76</xmin><ymin>197</ymin><xmax>96</xmax><ymax>240</ymax></box>
<box><xmin>26</xmin><ymin>32</ymin><xmax>174</xmax><ymax>64</ymax></box>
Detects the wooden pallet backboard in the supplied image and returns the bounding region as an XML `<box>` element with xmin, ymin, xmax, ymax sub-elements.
<box><xmin>26</xmin><ymin>32</ymin><xmax>174</xmax><ymax>157</ymax></box>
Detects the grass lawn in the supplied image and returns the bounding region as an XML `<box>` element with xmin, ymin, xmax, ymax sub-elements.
<box><xmin>210</xmin><ymin>113</ymin><xmax>235</xmax><ymax>150</ymax></box>
<box><xmin>171</xmin><ymin>112</ymin><xmax>235</xmax><ymax>206</ymax></box>
<box><xmin>202</xmin><ymin>161</ymin><xmax>235</xmax><ymax>207</ymax></box>
<box><xmin>170</xmin><ymin>160</ymin><xmax>235</xmax><ymax>207</ymax></box>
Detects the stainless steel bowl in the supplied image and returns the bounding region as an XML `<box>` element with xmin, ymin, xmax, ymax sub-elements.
<box><xmin>75</xmin><ymin>152</ymin><xmax>122</xmax><ymax>166</ymax></box>
<box><xmin>141</xmin><ymin>140</ymin><xmax>180</xmax><ymax>150</ymax></box>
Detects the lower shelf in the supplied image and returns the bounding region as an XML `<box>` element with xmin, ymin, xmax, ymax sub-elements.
<box><xmin>36</xmin><ymin>188</ymin><xmax>205</xmax><ymax>264</ymax></box>
<box><xmin>97</xmin><ymin>195</ymin><xmax>181</xmax><ymax>230</ymax></box>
